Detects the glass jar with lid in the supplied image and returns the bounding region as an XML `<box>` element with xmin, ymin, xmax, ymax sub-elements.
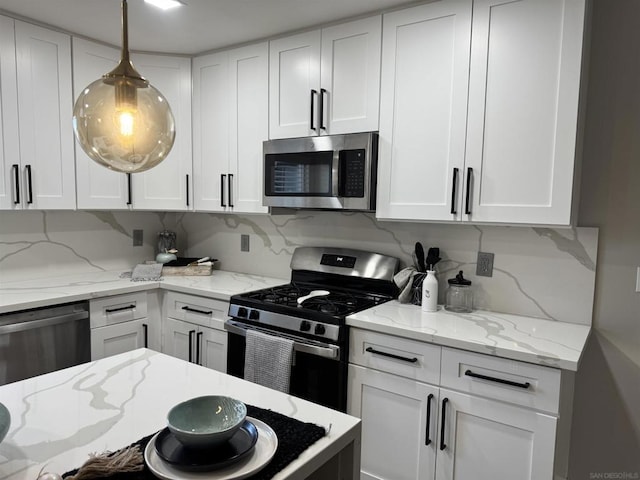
<box><xmin>445</xmin><ymin>270</ymin><xmax>473</xmax><ymax>313</ymax></box>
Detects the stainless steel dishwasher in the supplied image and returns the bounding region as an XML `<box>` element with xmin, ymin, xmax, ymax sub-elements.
<box><xmin>0</xmin><ymin>301</ymin><xmax>90</xmax><ymax>385</ymax></box>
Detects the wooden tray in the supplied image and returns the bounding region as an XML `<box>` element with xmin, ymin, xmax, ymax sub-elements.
<box><xmin>161</xmin><ymin>257</ymin><xmax>217</xmax><ymax>276</ymax></box>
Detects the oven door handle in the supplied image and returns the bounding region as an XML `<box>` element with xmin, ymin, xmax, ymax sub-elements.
<box><xmin>224</xmin><ymin>320</ymin><xmax>340</xmax><ymax>360</ymax></box>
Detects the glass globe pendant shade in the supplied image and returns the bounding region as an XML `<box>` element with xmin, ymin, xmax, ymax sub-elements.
<box><xmin>72</xmin><ymin>0</ymin><xmax>175</xmax><ymax>174</ymax></box>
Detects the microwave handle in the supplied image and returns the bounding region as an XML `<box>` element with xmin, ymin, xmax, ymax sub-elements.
<box><xmin>332</xmin><ymin>149</ymin><xmax>340</xmax><ymax>198</ymax></box>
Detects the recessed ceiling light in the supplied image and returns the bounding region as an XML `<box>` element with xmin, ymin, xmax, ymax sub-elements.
<box><xmin>144</xmin><ymin>0</ymin><xmax>185</xmax><ymax>10</ymax></box>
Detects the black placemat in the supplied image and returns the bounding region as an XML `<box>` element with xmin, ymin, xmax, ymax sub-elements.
<box><xmin>63</xmin><ymin>404</ymin><xmax>326</xmax><ymax>480</ymax></box>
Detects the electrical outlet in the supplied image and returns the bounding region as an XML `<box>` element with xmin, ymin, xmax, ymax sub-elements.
<box><xmin>476</xmin><ymin>252</ymin><xmax>494</xmax><ymax>277</ymax></box>
<box><xmin>133</xmin><ymin>229</ymin><xmax>143</xmax><ymax>246</ymax></box>
<box><xmin>240</xmin><ymin>234</ymin><xmax>250</xmax><ymax>252</ymax></box>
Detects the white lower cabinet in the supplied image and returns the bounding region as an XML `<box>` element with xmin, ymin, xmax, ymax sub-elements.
<box><xmin>161</xmin><ymin>292</ymin><xmax>228</xmax><ymax>372</ymax></box>
<box><xmin>348</xmin><ymin>328</ymin><xmax>569</xmax><ymax>480</ymax></box>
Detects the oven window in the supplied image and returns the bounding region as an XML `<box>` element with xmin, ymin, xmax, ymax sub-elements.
<box><xmin>265</xmin><ymin>151</ymin><xmax>333</xmax><ymax>196</ymax></box>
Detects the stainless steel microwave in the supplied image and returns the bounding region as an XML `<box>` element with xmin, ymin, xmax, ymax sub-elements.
<box><xmin>263</xmin><ymin>132</ymin><xmax>378</xmax><ymax>211</ymax></box>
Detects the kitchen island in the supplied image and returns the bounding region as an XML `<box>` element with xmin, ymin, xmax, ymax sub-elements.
<box><xmin>0</xmin><ymin>349</ymin><xmax>360</xmax><ymax>480</ymax></box>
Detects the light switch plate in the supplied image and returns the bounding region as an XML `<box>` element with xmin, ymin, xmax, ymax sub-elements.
<box><xmin>476</xmin><ymin>252</ymin><xmax>494</xmax><ymax>277</ymax></box>
<box><xmin>133</xmin><ymin>229</ymin><xmax>143</xmax><ymax>246</ymax></box>
<box><xmin>241</xmin><ymin>234</ymin><xmax>250</xmax><ymax>252</ymax></box>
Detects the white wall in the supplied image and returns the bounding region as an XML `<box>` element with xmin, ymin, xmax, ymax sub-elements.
<box><xmin>569</xmin><ymin>0</ymin><xmax>640</xmax><ymax>476</ymax></box>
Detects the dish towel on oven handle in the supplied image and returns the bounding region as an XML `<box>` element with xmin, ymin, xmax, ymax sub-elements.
<box><xmin>244</xmin><ymin>329</ymin><xmax>294</xmax><ymax>393</ymax></box>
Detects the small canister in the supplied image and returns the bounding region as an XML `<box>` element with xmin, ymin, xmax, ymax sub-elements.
<box><xmin>445</xmin><ymin>270</ymin><xmax>473</xmax><ymax>313</ymax></box>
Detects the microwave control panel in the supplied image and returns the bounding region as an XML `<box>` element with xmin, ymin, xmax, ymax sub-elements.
<box><xmin>339</xmin><ymin>149</ymin><xmax>366</xmax><ymax>198</ymax></box>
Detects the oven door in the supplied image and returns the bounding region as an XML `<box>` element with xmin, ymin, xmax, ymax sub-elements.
<box><xmin>225</xmin><ymin>319</ymin><xmax>347</xmax><ymax>412</ymax></box>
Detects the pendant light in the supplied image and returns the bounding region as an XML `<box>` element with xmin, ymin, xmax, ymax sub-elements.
<box><xmin>73</xmin><ymin>0</ymin><xmax>175</xmax><ymax>173</ymax></box>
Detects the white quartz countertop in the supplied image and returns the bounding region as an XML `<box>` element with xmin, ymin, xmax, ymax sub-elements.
<box><xmin>0</xmin><ymin>349</ymin><xmax>360</xmax><ymax>480</ymax></box>
<box><xmin>346</xmin><ymin>301</ymin><xmax>591</xmax><ymax>371</ymax></box>
<box><xmin>0</xmin><ymin>269</ymin><xmax>287</xmax><ymax>314</ymax></box>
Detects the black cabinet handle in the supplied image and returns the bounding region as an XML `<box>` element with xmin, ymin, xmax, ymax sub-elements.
<box><xmin>221</xmin><ymin>174</ymin><xmax>227</xmax><ymax>207</ymax></box>
<box><xmin>25</xmin><ymin>165</ymin><xmax>33</xmax><ymax>204</ymax></box>
<box><xmin>465</xmin><ymin>369</ymin><xmax>531</xmax><ymax>389</ymax></box>
<box><xmin>425</xmin><ymin>393</ymin><xmax>434</xmax><ymax>446</ymax></box>
<box><xmin>196</xmin><ymin>331</ymin><xmax>203</xmax><ymax>365</ymax></box>
<box><xmin>310</xmin><ymin>89</ymin><xmax>317</xmax><ymax>131</ymax></box>
<box><xmin>188</xmin><ymin>329</ymin><xmax>196</xmax><ymax>363</ymax></box>
<box><xmin>464</xmin><ymin>167</ymin><xmax>473</xmax><ymax>215</ymax></box>
<box><xmin>182</xmin><ymin>305</ymin><xmax>213</xmax><ymax>316</ymax></box>
<box><xmin>185</xmin><ymin>174</ymin><xmax>190</xmax><ymax>207</ymax></box>
<box><xmin>450</xmin><ymin>167</ymin><xmax>459</xmax><ymax>214</ymax></box>
<box><xmin>319</xmin><ymin>88</ymin><xmax>327</xmax><ymax>130</ymax></box>
<box><xmin>142</xmin><ymin>323</ymin><xmax>148</xmax><ymax>348</ymax></box>
<box><xmin>12</xmin><ymin>164</ymin><xmax>20</xmax><ymax>205</ymax></box>
<box><xmin>228</xmin><ymin>173</ymin><xmax>234</xmax><ymax>208</ymax></box>
<box><xmin>126</xmin><ymin>173</ymin><xmax>132</xmax><ymax>206</ymax></box>
<box><xmin>365</xmin><ymin>346</ymin><xmax>418</xmax><ymax>363</ymax></box>
<box><xmin>440</xmin><ymin>397</ymin><xmax>448</xmax><ymax>451</ymax></box>
<box><xmin>105</xmin><ymin>304</ymin><xmax>136</xmax><ymax>313</ymax></box>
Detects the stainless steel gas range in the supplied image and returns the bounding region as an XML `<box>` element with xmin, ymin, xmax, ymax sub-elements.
<box><xmin>225</xmin><ymin>246</ymin><xmax>400</xmax><ymax>412</ymax></box>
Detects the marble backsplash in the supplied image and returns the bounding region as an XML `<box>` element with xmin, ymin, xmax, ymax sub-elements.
<box><xmin>0</xmin><ymin>210</ymin><xmax>598</xmax><ymax>326</ymax></box>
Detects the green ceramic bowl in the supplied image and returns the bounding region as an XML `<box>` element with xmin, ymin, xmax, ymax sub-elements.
<box><xmin>0</xmin><ymin>402</ymin><xmax>10</xmax><ymax>444</ymax></box>
<box><xmin>167</xmin><ymin>395</ymin><xmax>247</xmax><ymax>449</ymax></box>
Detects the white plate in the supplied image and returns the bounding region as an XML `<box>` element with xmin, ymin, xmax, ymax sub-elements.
<box><xmin>145</xmin><ymin>417</ymin><xmax>278</xmax><ymax>480</ymax></box>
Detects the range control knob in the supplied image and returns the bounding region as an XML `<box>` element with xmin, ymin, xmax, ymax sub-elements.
<box><xmin>300</xmin><ymin>320</ymin><xmax>311</xmax><ymax>332</ymax></box>
<box><xmin>314</xmin><ymin>324</ymin><xmax>326</xmax><ymax>335</ymax></box>
<box><xmin>249</xmin><ymin>309</ymin><xmax>260</xmax><ymax>321</ymax></box>
<box><xmin>237</xmin><ymin>307</ymin><xmax>248</xmax><ymax>318</ymax></box>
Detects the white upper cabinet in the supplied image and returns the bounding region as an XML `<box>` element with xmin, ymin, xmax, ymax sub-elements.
<box><xmin>269</xmin><ymin>15</ymin><xmax>381</xmax><ymax>139</ymax></box>
<box><xmin>193</xmin><ymin>43</ymin><xmax>268</xmax><ymax>214</ymax></box>
<box><xmin>377</xmin><ymin>0</ymin><xmax>472</xmax><ymax>222</ymax></box>
<box><xmin>463</xmin><ymin>0</ymin><xmax>585</xmax><ymax>225</ymax></box>
<box><xmin>72</xmin><ymin>38</ymin><xmax>128</xmax><ymax>210</ymax></box>
<box><xmin>130</xmin><ymin>53</ymin><xmax>193</xmax><ymax>211</ymax></box>
<box><xmin>0</xmin><ymin>19</ymin><xmax>75</xmax><ymax>210</ymax></box>
<box><xmin>377</xmin><ymin>0</ymin><xmax>586</xmax><ymax>226</ymax></box>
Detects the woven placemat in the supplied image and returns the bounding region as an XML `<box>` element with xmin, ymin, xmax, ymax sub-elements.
<box><xmin>63</xmin><ymin>404</ymin><xmax>326</xmax><ymax>480</ymax></box>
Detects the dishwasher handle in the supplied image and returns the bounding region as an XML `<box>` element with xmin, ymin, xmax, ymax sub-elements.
<box><xmin>0</xmin><ymin>311</ymin><xmax>89</xmax><ymax>335</ymax></box>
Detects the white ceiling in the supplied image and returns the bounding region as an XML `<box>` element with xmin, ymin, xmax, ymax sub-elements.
<box><xmin>0</xmin><ymin>0</ymin><xmax>418</xmax><ymax>55</ymax></box>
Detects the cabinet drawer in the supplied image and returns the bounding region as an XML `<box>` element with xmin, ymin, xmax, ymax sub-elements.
<box><xmin>441</xmin><ymin>347</ymin><xmax>561</xmax><ymax>414</ymax></box>
<box><xmin>165</xmin><ymin>292</ymin><xmax>229</xmax><ymax>330</ymax></box>
<box><xmin>349</xmin><ymin>328</ymin><xmax>441</xmax><ymax>385</ymax></box>
<box><xmin>90</xmin><ymin>292</ymin><xmax>147</xmax><ymax>328</ymax></box>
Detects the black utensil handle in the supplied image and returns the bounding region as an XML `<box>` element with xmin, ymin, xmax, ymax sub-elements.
<box><xmin>365</xmin><ymin>346</ymin><xmax>418</xmax><ymax>363</ymax></box>
<box><xmin>25</xmin><ymin>164</ymin><xmax>33</xmax><ymax>204</ymax></box>
<box><xmin>440</xmin><ymin>398</ymin><xmax>448</xmax><ymax>450</ymax></box>
<box><xmin>464</xmin><ymin>167</ymin><xmax>472</xmax><ymax>215</ymax></box>
<box><xmin>182</xmin><ymin>305</ymin><xmax>213</xmax><ymax>316</ymax></box>
<box><xmin>319</xmin><ymin>88</ymin><xmax>327</xmax><ymax>130</ymax></box>
<box><xmin>228</xmin><ymin>173</ymin><xmax>234</xmax><ymax>208</ymax></box>
<box><xmin>185</xmin><ymin>174</ymin><xmax>190</xmax><ymax>207</ymax></box>
<box><xmin>450</xmin><ymin>167</ymin><xmax>459</xmax><ymax>214</ymax></box>
<box><xmin>196</xmin><ymin>331</ymin><xmax>203</xmax><ymax>364</ymax></box>
<box><xmin>188</xmin><ymin>329</ymin><xmax>196</xmax><ymax>363</ymax></box>
<box><xmin>142</xmin><ymin>323</ymin><xmax>148</xmax><ymax>348</ymax></box>
<box><xmin>465</xmin><ymin>369</ymin><xmax>531</xmax><ymax>389</ymax></box>
<box><xmin>126</xmin><ymin>173</ymin><xmax>132</xmax><ymax>205</ymax></box>
<box><xmin>12</xmin><ymin>164</ymin><xmax>20</xmax><ymax>204</ymax></box>
<box><xmin>425</xmin><ymin>393</ymin><xmax>434</xmax><ymax>446</ymax></box>
<box><xmin>310</xmin><ymin>89</ymin><xmax>317</xmax><ymax>131</ymax></box>
<box><xmin>105</xmin><ymin>304</ymin><xmax>136</xmax><ymax>313</ymax></box>
<box><xmin>221</xmin><ymin>174</ymin><xmax>226</xmax><ymax>207</ymax></box>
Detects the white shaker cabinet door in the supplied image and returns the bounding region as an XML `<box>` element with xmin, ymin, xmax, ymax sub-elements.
<box><xmin>348</xmin><ymin>364</ymin><xmax>439</xmax><ymax>480</ymax></box>
<box><xmin>0</xmin><ymin>15</ymin><xmax>20</xmax><ymax>210</ymax></box>
<box><xmin>193</xmin><ymin>51</ymin><xmax>229</xmax><ymax>212</ymax></box>
<box><xmin>162</xmin><ymin>317</ymin><xmax>197</xmax><ymax>363</ymax></box>
<box><xmin>197</xmin><ymin>326</ymin><xmax>228</xmax><ymax>373</ymax></box>
<box><xmin>131</xmin><ymin>53</ymin><xmax>192</xmax><ymax>211</ymax></box>
<box><xmin>435</xmin><ymin>389</ymin><xmax>557</xmax><ymax>480</ymax></box>
<box><xmin>72</xmin><ymin>38</ymin><xmax>128</xmax><ymax>210</ymax></box>
<box><xmin>376</xmin><ymin>0</ymin><xmax>472</xmax><ymax>221</ymax></box>
<box><xmin>90</xmin><ymin>319</ymin><xmax>146</xmax><ymax>361</ymax></box>
<box><xmin>320</xmin><ymin>16</ymin><xmax>381</xmax><ymax>135</ymax></box>
<box><xmin>269</xmin><ymin>30</ymin><xmax>321</xmax><ymax>139</ymax></box>
<box><xmin>15</xmin><ymin>21</ymin><xmax>75</xmax><ymax>210</ymax></box>
<box><xmin>228</xmin><ymin>43</ymin><xmax>269</xmax><ymax>214</ymax></box>
<box><xmin>463</xmin><ymin>0</ymin><xmax>585</xmax><ymax>225</ymax></box>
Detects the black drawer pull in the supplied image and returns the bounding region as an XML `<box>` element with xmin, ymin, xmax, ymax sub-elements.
<box><xmin>25</xmin><ymin>164</ymin><xmax>33</xmax><ymax>204</ymax></box>
<box><xmin>12</xmin><ymin>164</ymin><xmax>20</xmax><ymax>204</ymax></box>
<box><xmin>196</xmin><ymin>331</ymin><xmax>203</xmax><ymax>365</ymax></box>
<box><xmin>425</xmin><ymin>393</ymin><xmax>434</xmax><ymax>446</ymax></box>
<box><xmin>310</xmin><ymin>89</ymin><xmax>317</xmax><ymax>131</ymax></box>
<box><xmin>221</xmin><ymin>174</ymin><xmax>226</xmax><ymax>207</ymax></box>
<box><xmin>142</xmin><ymin>323</ymin><xmax>148</xmax><ymax>348</ymax></box>
<box><xmin>126</xmin><ymin>173</ymin><xmax>132</xmax><ymax>205</ymax></box>
<box><xmin>464</xmin><ymin>167</ymin><xmax>472</xmax><ymax>215</ymax></box>
<box><xmin>188</xmin><ymin>329</ymin><xmax>196</xmax><ymax>363</ymax></box>
<box><xmin>440</xmin><ymin>398</ymin><xmax>448</xmax><ymax>450</ymax></box>
<box><xmin>450</xmin><ymin>167</ymin><xmax>458</xmax><ymax>214</ymax></box>
<box><xmin>365</xmin><ymin>346</ymin><xmax>418</xmax><ymax>363</ymax></box>
<box><xmin>105</xmin><ymin>304</ymin><xmax>135</xmax><ymax>313</ymax></box>
<box><xmin>182</xmin><ymin>305</ymin><xmax>213</xmax><ymax>316</ymax></box>
<box><xmin>465</xmin><ymin>369</ymin><xmax>531</xmax><ymax>389</ymax></box>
